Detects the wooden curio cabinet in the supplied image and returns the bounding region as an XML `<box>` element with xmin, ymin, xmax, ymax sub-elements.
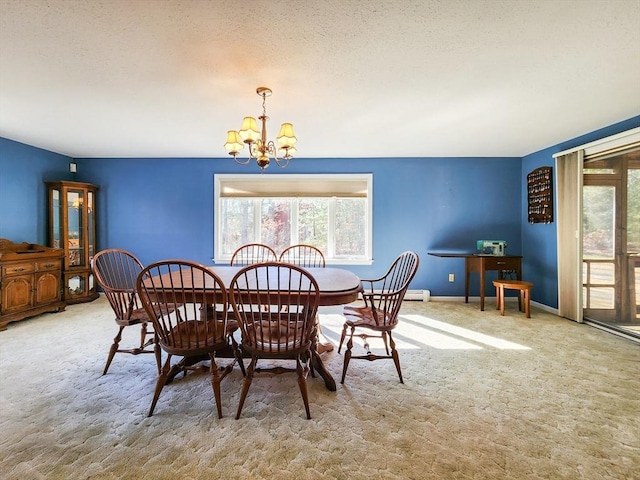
<box><xmin>46</xmin><ymin>181</ymin><xmax>99</xmax><ymax>304</ymax></box>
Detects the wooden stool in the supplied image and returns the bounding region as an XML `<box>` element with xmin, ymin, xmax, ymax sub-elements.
<box><xmin>492</xmin><ymin>280</ymin><xmax>533</xmax><ymax>318</ymax></box>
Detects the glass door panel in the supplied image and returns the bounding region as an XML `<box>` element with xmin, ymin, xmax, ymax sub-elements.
<box><xmin>628</xmin><ymin>169</ymin><xmax>639</xmax><ymax>253</ymax></box>
<box><xmin>67</xmin><ymin>190</ymin><xmax>85</xmax><ymax>267</ymax></box>
<box><xmin>87</xmin><ymin>191</ymin><xmax>95</xmax><ymax>259</ymax></box>
<box><xmin>67</xmin><ymin>274</ymin><xmax>85</xmax><ymax>297</ymax></box>
<box><xmin>51</xmin><ymin>188</ymin><xmax>62</xmax><ymax>249</ymax></box>
<box><xmin>583</xmin><ymin>147</ymin><xmax>639</xmax><ymax>327</ymax></box>
<box><xmin>583</xmin><ymin>185</ymin><xmax>618</xmax><ymax>321</ymax></box>
<box><xmin>628</xmin><ymin>168</ymin><xmax>639</xmax><ymax>321</ymax></box>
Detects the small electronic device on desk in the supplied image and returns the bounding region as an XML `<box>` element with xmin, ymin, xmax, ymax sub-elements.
<box><xmin>476</xmin><ymin>240</ymin><xmax>507</xmax><ymax>256</ymax></box>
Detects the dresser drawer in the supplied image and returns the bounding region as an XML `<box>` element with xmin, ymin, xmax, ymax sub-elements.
<box><xmin>483</xmin><ymin>257</ymin><xmax>520</xmax><ymax>270</ymax></box>
<box><xmin>2</xmin><ymin>262</ymin><xmax>35</xmax><ymax>276</ymax></box>
<box><xmin>36</xmin><ymin>259</ymin><xmax>62</xmax><ymax>272</ymax></box>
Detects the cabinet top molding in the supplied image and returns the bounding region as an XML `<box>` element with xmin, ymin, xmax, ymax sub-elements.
<box><xmin>45</xmin><ymin>180</ymin><xmax>99</xmax><ymax>190</ymax></box>
<box><xmin>0</xmin><ymin>238</ymin><xmax>64</xmax><ymax>261</ymax></box>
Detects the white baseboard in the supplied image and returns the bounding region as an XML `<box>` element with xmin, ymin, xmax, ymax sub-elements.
<box><xmin>428</xmin><ymin>295</ymin><xmax>559</xmax><ymax>316</ymax></box>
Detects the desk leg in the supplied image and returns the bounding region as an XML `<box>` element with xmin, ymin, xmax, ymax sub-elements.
<box><xmin>465</xmin><ymin>259</ymin><xmax>470</xmax><ymax>303</ymax></box>
<box><xmin>517</xmin><ymin>266</ymin><xmax>522</xmax><ymax>311</ymax></box>
<box><xmin>480</xmin><ymin>270</ymin><xmax>486</xmax><ymax>311</ymax></box>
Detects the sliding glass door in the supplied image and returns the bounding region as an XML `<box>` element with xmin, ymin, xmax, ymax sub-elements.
<box><xmin>583</xmin><ymin>147</ymin><xmax>640</xmax><ymax>330</ymax></box>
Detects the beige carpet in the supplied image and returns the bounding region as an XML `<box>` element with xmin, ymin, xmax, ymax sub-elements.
<box><xmin>1</xmin><ymin>296</ymin><xmax>638</xmax><ymax>480</ymax></box>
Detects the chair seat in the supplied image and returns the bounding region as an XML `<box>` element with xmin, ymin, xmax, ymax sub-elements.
<box><xmin>343</xmin><ymin>307</ymin><xmax>394</xmax><ymax>330</ymax></box>
<box><xmin>117</xmin><ymin>303</ymin><xmax>180</xmax><ymax>327</ymax></box>
<box><xmin>167</xmin><ymin>320</ymin><xmax>228</xmax><ymax>349</ymax></box>
<box><xmin>113</xmin><ymin>307</ymin><xmax>148</xmax><ymax>327</ymax></box>
<box><xmin>226</xmin><ymin>318</ymin><xmax>239</xmax><ymax>333</ymax></box>
<box><xmin>243</xmin><ymin>319</ymin><xmax>307</xmax><ymax>348</ymax></box>
<box><xmin>247</xmin><ymin>338</ymin><xmax>310</xmax><ymax>353</ymax></box>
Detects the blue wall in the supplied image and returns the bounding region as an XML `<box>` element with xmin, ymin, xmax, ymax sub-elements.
<box><xmin>1</xmin><ymin>114</ymin><xmax>639</xmax><ymax>307</ymax></box>
<box><xmin>79</xmin><ymin>155</ymin><xmax>522</xmax><ymax>298</ymax></box>
<box><xmin>0</xmin><ymin>138</ymin><xmax>75</xmax><ymax>242</ymax></box>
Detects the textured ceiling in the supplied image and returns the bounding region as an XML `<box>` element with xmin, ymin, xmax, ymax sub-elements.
<box><xmin>0</xmin><ymin>0</ymin><xmax>639</xmax><ymax>159</ymax></box>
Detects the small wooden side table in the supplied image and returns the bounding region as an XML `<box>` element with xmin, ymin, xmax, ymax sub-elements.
<box><xmin>492</xmin><ymin>280</ymin><xmax>533</xmax><ymax>318</ymax></box>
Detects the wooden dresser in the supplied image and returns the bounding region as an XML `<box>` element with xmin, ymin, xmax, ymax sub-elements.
<box><xmin>0</xmin><ymin>239</ymin><xmax>65</xmax><ymax>331</ymax></box>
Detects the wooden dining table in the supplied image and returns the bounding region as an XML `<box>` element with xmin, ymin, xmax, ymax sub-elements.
<box><xmin>149</xmin><ymin>265</ymin><xmax>363</xmax><ymax>392</ymax></box>
<box><xmin>209</xmin><ymin>265</ymin><xmax>363</xmax><ymax>307</ymax></box>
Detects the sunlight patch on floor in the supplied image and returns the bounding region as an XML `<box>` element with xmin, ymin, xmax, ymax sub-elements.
<box><xmin>395</xmin><ymin>320</ymin><xmax>483</xmax><ymax>350</ymax></box>
<box><xmin>319</xmin><ymin>314</ymin><xmax>489</xmax><ymax>350</ymax></box>
<box><xmin>401</xmin><ymin>314</ymin><xmax>531</xmax><ymax>350</ymax></box>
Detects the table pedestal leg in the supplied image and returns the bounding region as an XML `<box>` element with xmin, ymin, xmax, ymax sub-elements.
<box><xmin>310</xmin><ymin>350</ymin><xmax>336</xmax><ymax>391</ymax></box>
<box><xmin>316</xmin><ymin>323</ymin><xmax>334</xmax><ymax>353</ymax></box>
<box><xmin>310</xmin><ymin>328</ymin><xmax>336</xmax><ymax>391</ymax></box>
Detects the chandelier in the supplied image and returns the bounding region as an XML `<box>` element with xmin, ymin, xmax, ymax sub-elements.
<box><xmin>224</xmin><ymin>87</ymin><xmax>297</xmax><ymax>171</ymax></box>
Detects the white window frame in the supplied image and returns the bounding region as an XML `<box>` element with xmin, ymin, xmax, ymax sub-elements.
<box><xmin>214</xmin><ymin>173</ymin><xmax>373</xmax><ymax>265</ymax></box>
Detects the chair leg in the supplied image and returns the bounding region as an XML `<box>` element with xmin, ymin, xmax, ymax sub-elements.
<box><xmin>153</xmin><ymin>333</ymin><xmax>162</xmax><ymax>375</ymax></box>
<box><xmin>235</xmin><ymin>356</ymin><xmax>257</xmax><ymax>419</ymax></box>
<box><xmin>338</xmin><ymin>323</ymin><xmax>348</xmax><ymax>353</ymax></box>
<box><xmin>230</xmin><ymin>334</ymin><xmax>246</xmax><ymax>377</ymax></box>
<box><xmin>340</xmin><ymin>326</ymin><xmax>355</xmax><ymax>384</ymax></box>
<box><xmin>306</xmin><ymin>338</ymin><xmax>316</xmax><ymax>378</ymax></box>
<box><xmin>209</xmin><ymin>353</ymin><xmax>223</xmax><ymax>419</ymax></box>
<box><xmin>381</xmin><ymin>330</ymin><xmax>390</xmax><ymax>355</ymax></box>
<box><xmin>139</xmin><ymin>322</ymin><xmax>148</xmax><ymax>349</ymax></box>
<box><xmin>389</xmin><ymin>332</ymin><xmax>403</xmax><ymax>383</ymax></box>
<box><xmin>103</xmin><ymin>326</ymin><xmax>125</xmax><ymax>375</ymax></box>
<box><xmin>296</xmin><ymin>356</ymin><xmax>311</xmax><ymax>420</ymax></box>
<box><xmin>148</xmin><ymin>354</ymin><xmax>172</xmax><ymax>417</ymax></box>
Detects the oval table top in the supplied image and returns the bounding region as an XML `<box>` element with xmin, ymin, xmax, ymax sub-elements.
<box><xmin>208</xmin><ymin>265</ymin><xmax>363</xmax><ymax>307</ymax></box>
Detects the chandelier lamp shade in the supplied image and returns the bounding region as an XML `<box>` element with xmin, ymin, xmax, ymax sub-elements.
<box><xmin>224</xmin><ymin>87</ymin><xmax>297</xmax><ymax>171</ymax></box>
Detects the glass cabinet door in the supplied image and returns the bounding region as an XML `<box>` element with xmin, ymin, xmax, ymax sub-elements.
<box><xmin>50</xmin><ymin>188</ymin><xmax>62</xmax><ymax>249</ymax></box>
<box><xmin>87</xmin><ymin>190</ymin><xmax>95</xmax><ymax>293</ymax></box>
<box><xmin>87</xmin><ymin>190</ymin><xmax>95</xmax><ymax>260</ymax></box>
<box><xmin>67</xmin><ymin>189</ymin><xmax>85</xmax><ymax>267</ymax></box>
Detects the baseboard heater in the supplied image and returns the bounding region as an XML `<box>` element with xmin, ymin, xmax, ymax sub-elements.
<box><xmin>404</xmin><ymin>289</ymin><xmax>430</xmax><ymax>302</ymax></box>
<box><xmin>367</xmin><ymin>289</ymin><xmax>430</xmax><ymax>302</ymax></box>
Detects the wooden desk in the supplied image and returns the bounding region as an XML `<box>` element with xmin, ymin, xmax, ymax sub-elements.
<box><xmin>145</xmin><ymin>265</ymin><xmax>362</xmax><ymax>391</ymax></box>
<box><xmin>428</xmin><ymin>253</ymin><xmax>522</xmax><ymax>311</ymax></box>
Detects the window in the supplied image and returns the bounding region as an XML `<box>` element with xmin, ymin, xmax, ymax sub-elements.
<box><xmin>214</xmin><ymin>174</ymin><xmax>372</xmax><ymax>264</ymax></box>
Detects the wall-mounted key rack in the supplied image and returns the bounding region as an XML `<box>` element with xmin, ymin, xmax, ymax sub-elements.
<box><xmin>527</xmin><ymin>166</ymin><xmax>553</xmax><ymax>224</ymax></box>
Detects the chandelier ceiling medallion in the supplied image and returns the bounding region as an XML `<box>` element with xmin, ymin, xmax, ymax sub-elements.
<box><xmin>224</xmin><ymin>87</ymin><xmax>297</xmax><ymax>172</ymax></box>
